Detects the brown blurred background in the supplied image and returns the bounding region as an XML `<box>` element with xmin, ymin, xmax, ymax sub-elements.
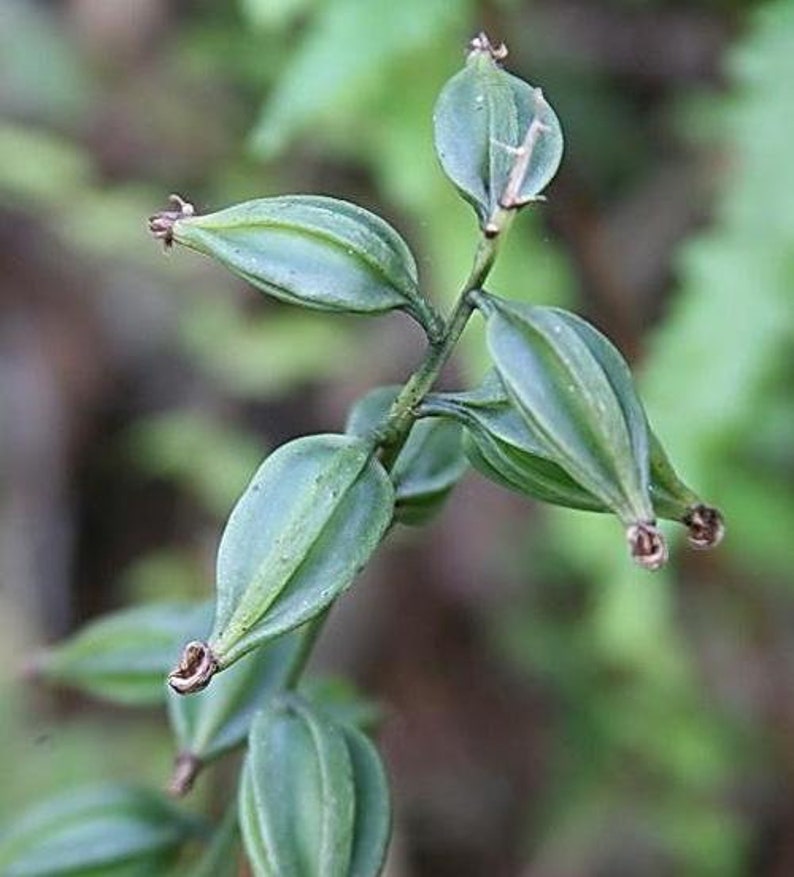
<box><xmin>1</xmin><ymin>0</ymin><xmax>794</xmax><ymax>875</ymax></box>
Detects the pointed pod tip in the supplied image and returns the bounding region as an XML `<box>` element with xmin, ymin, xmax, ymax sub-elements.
<box><xmin>148</xmin><ymin>194</ymin><xmax>195</xmax><ymax>249</ymax></box>
<box><xmin>683</xmin><ymin>504</ymin><xmax>725</xmax><ymax>551</ymax></box>
<box><xmin>167</xmin><ymin>640</ymin><xmax>217</xmax><ymax>695</ymax></box>
<box><xmin>627</xmin><ymin>522</ymin><xmax>668</xmax><ymax>571</ymax></box>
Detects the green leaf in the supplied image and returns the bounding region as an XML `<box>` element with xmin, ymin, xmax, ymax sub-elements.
<box><xmin>207</xmin><ymin>435</ymin><xmax>393</xmax><ymax>671</ymax></box>
<box><xmin>167</xmin><ymin>625</ymin><xmax>308</xmax><ymax>785</ymax></box>
<box><xmin>0</xmin><ymin>784</ymin><xmax>201</xmax><ymax>876</ymax></box>
<box><xmin>249</xmin><ymin>0</ymin><xmax>469</xmax><ymax>158</ymax></box>
<box><xmin>239</xmin><ymin>696</ymin><xmax>390</xmax><ymax>877</ymax></box>
<box><xmin>433</xmin><ymin>35</ymin><xmax>564</xmax><ymax>227</ymax></box>
<box><xmin>169</xmin><ymin>195</ymin><xmax>438</xmax><ymax>332</ymax></box>
<box><xmin>35</xmin><ymin>602</ymin><xmax>212</xmax><ymax>706</ymax></box>
<box><xmin>346</xmin><ymin>385</ymin><xmax>467</xmax><ymax>525</ymax></box>
<box><xmin>128</xmin><ymin>410</ymin><xmax>264</xmax><ymax>517</ymax></box>
<box><xmin>240</xmin><ymin>0</ymin><xmax>316</xmax><ymax>32</ymax></box>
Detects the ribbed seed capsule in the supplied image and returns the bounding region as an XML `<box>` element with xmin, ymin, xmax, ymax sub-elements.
<box><xmin>471</xmin><ymin>293</ymin><xmax>667</xmax><ymax>569</ymax></box>
<box><xmin>149</xmin><ymin>194</ymin><xmax>441</xmax><ymax>336</ymax></box>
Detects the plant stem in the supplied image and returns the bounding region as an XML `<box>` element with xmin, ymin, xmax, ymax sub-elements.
<box><xmin>378</xmin><ymin>219</ymin><xmax>512</xmax><ymax>470</ymax></box>
<box><xmin>284</xmin><ymin>609</ymin><xmax>329</xmax><ymax>690</ymax></box>
<box><xmin>281</xmin><ymin>217</ymin><xmax>514</xmax><ymax>693</ymax></box>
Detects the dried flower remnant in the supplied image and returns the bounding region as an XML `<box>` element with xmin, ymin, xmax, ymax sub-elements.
<box><xmin>683</xmin><ymin>504</ymin><xmax>725</xmax><ymax>550</ymax></box>
<box><xmin>167</xmin><ymin>640</ymin><xmax>217</xmax><ymax>694</ymax></box>
<box><xmin>468</xmin><ymin>31</ymin><xmax>509</xmax><ymax>62</ymax></box>
<box><xmin>627</xmin><ymin>522</ymin><xmax>669</xmax><ymax>571</ymax></box>
<box><xmin>148</xmin><ymin>194</ymin><xmax>194</xmax><ymax>249</ymax></box>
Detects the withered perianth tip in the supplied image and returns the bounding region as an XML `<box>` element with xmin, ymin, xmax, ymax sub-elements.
<box><xmin>148</xmin><ymin>194</ymin><xmax>194</xmax><ymax>249</ymax></box>
<box><xmin>627</xmin><ymin>522</ymin><xmax>668</xmax><ymax>571</ymax></box>
<box><xmin>469</xmin><ymin>32</ymin><xmax>508</xmax><ymax>63</ymax></box>
<box><xmin>167</xmin><ymin>640</ymin><xmax>217</xmax><ymax>695</ymax></box>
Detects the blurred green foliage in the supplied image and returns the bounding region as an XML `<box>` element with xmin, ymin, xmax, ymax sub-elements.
<box><xmin>1</xmin><ymin>0</ymin><xmax>793</xmax><ymax>874</ymax></box>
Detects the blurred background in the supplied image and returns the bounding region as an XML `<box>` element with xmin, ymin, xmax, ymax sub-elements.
<box><xmin>1</xmin><ymin>0</ymin><xmax>793</xmax><ymax>874</ymax></box>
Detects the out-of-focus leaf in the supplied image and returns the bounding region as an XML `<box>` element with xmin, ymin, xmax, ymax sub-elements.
<box><xmin>240</xmin><ymin>0</ymin><xmax>316</xmax><ymax>31</ymax></box>
<box><xmin>128</xmin><ymin>410</ymin><xmax>264</xmax><ymax>517</ymax></box>
<box><xmin>346</xmin><ymin>385</ymin><xmax>467</xmax><ymax>525</ymax></box>
<box><xmin>239</xmin><ymin>696</ymin><xmax>390</xmax><ymax>877</ymax></box>
<box><xmin>179</xmin><ymin>302</ymin><xmax>353</xmax><ymax>399</ymax></box>
<box><xmin>207</xmin><ymin>435</ymin><xmax>393</xmax><ymax>670</ymax></box>
<box><xmin>433</xmin><ymin>36</ymin><xmax>564</xmax><ymax>226</ymax></box>
<box><xmin>0</xmin><ymin>0</ymin><xmax>90</xmax><ymax>125</ymax></box>
<box><xmin>0</xmin><ymin>785</ymin><xmax>201</xmax><ymax>876</ymax></box>
<box><xmin>250</xmin><ymin>0</ymin><xmax>471</xmax><ymax>158</ymax></box>
<box><xmin>170</xmin><ymin>195</ymin><xmax>438</xmax><ymax>331</ymax></box>
<box><xmin>0</xmin><ymin>124</ymin><xmax>90</xmax><ymax>206</ymax></box>
<box><xmin>36</xmin><ymin>602</ymin><xmax>212</xmax><ymax>706</ymax></box>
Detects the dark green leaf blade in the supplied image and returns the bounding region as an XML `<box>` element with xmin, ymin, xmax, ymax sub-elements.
<box><xmin>0</xmin><ymin>785</ymin><xmax>200</xmax><ymax>877</ymax></box>
<box><xmin>35</xmin><ymin>602</ymin><xmax>212</xmax><ymax>706</ymax></box>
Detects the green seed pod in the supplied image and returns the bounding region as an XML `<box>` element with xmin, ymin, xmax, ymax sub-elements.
<box><xmin>421</xmin><ymin>374</ymin><xmax>604</xmax><ymax>513</ymax></box>
<box><xmin>239</xmin><ymin>695</ymin><xmax>390</xmax><ymax>877</ymax></box>
<box><xmin>149</xmin><ymin>194</ymin><xmax>440</xmax><ymax>336</ymax></box>
<box><xmin>433</xmin><ymin>33</ymin><xmax>564</xmax><ymax>231</ymax></box>
<box><xmin>346</xmin><ymin>385</ymin><xmax>467</xmax><ymax>526</ymax></box>
<box><xmin>472</xmin><ymin>293</ymin><xmax>667</xmax><ymax>569</ymax></box>
<box><xmin>168</xmin><ymin>435</ymin><xmax>394</xmax><ymax>694</ymax></box>
<box><xmin>425</xmin><ymin>372</ymin><xmax>725</xmax><ymax>554</ymax></box>
<box><xmin>649</xmin><ymin>433</ymin><xmax>725</xmax><ymax>550</ymax></box>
